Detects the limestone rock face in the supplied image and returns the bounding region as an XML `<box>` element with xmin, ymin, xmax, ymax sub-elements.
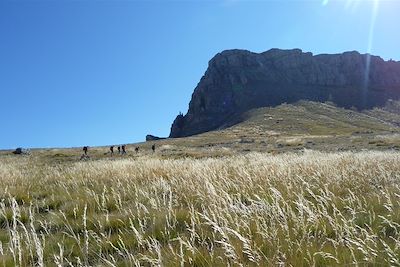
<box><xmin>170</xmin><ymin>49</ymin><xmax>400</xmax><ymax>138</ymax></box>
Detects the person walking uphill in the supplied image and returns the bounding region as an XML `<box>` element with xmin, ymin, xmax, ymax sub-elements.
<box><xmin>151</xmin><ymin>144</ymin><xmax>156</xmax><ymax>153</ymax></box>
<box><xmin>110</xmin><ymin>146</ymin><xmax>114</xmax><ymax>155</ymax></box>
<box><xmin>80</xmin><ymin>146</ymin><xmax>90</xmax><ymax>160</ymax></box>
<box><xmin>121</xmin><ymin>145</ymin><xmax>126</xmax><ymax>155</ymax></box>
<box><xmin>117</xmin><ymin>146</ymin><xmax>121</xmax><ymax>154</ymax></box>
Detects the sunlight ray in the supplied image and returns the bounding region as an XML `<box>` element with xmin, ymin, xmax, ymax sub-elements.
<box><xmin>363</xmin><ymin>0</ymin><xmax>380</xmax><ymax>106</ymax></box>
<box><xmin>345</xmin><ymin>0</ymin><xmax>355</xmax><ymax>10</ymax></box>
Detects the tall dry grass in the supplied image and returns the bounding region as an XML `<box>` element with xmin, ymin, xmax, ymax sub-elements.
<box><xmin>0</xmin><ymin>151</ymin><xmax>400</xmax><ymax>266</ymax></box>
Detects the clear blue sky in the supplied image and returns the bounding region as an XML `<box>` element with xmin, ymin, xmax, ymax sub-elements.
<box><xmin>1</xmin><ymin>0</ymin><xmax>399</xmax><ymax>149</ymax></box>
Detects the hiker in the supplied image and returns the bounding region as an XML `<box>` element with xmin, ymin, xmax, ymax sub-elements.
<box><xmin>135</xmin><ymin>147</ymin><xmax>139</xmax><ymax>153</ymax></box>
<box><xmin>117</xmin><ymin>146</ymin><xmax>121</xmax><ymax>154</ymax></box>
<box><xmin>121</xmin><ymin>145</ymin><xmax>126</xmax><ymax>155</ymax></box>
<box><xmin>151</xmin><ymin>144</ymin><xmax>156</xmax><ymax>153</ymax></box>
<box><xmin>83</xmin><ymin>146</ymin><xmax>88</xmax><ymax>155</ymax></box>
<box><xmin>110</xmin><ymin>146</ymin><xmax>114</xmax><ymax>155</ymax></box>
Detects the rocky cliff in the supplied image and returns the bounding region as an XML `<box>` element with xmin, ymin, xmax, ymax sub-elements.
<box><xmin>170</xmin><ymin>49</ymin><xmax>400</xmax><ymax>138</ymax></box>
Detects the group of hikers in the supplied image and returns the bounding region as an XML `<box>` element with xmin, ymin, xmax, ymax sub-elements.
<box><xmin>109</xmin><ymin>145</ymin><xmax>128</xmax><ymax>155</ymax></box>
<box><xmin>82</xmin><ymin>144</ymin><xmax>156</xmax><ymax>158</ymax></box>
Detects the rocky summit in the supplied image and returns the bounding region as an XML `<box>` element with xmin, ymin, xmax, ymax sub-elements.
<box><xmin>170</xmin><ymin>48</ymin><xmax>400</xmax><ymax>138</ymax></box>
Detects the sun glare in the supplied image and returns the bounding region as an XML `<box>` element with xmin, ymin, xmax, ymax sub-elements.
<box><xmin>322</xmin><ymin>0</ymin><xmax>381</xmax><ymax>10</ymax></box>
<box><xmin>322</xmin><ymin>0</ymin><xmax>382</xmax><ymax>104</ymax></box>
<box><xmin>364</xmin><ymin>0</ymin><xmax>380</xmax><ymax>105</ymax></box>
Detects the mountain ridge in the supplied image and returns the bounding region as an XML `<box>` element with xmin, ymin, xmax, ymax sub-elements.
<box><xmin>170</xmin><ymin>48</ymin><xmax>400</xmax><ymax>138</ymax></box>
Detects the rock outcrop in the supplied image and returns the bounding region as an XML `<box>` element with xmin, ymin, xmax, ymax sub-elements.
<box><xmin>170</xmin><ymin>49</ymin><xmax>400</xmax><ymax>138</ymax></box>
<box><xmin>145</xmin><ymin>135</ymin><xmax>165</xmax><ymax>141</ymax></box>
<box><xmin>13</xmin><ymin>148</ymin><xmax>30</xmax><ymax>155</ymax></box>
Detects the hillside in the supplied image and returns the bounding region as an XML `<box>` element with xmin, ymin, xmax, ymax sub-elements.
<box><xmin>170</xmin><ymin>49</ymin><xmax>400</xmax><ymax>138</ymax></box>
<box><xmin>3</xmin><ymin>101</ymin><xmax>400</xmax><ymax>163</ymax></box>
<box><xmin>1</xmin><ymin>103</ymin><xmax>400</xmax><ymax>265</ymax></box>
<box><xmin>164</xmin><ymin>101</ymin><xmax>400</xmax><ymax>156</ymax></box>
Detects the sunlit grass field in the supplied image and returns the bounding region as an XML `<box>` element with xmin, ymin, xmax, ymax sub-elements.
<box><xmin>0</xmin><ymin>151</ymin><xmax>400</xmax><ymax>266</ymax></box>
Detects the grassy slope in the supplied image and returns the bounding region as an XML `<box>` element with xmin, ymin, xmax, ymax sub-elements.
<box><xmin>1</xmin><ymin>101</ymin><xmax>400</xmax><ymax>265</ymax></box>
<box><xmin>1</xmin><ymin>151</ymin><xmax>400</xmax><ymax>266</ymax></box>
<box><xmin>2</xmin><ymin>101</ymin><xmax>400</xmax><ymax>163</ymax></box>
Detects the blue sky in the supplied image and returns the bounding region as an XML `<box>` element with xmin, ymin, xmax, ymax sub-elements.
<box><xmin>1</xmin><ymin>0</ymin><xmax>399</xmax><ymax>149</ymax></box>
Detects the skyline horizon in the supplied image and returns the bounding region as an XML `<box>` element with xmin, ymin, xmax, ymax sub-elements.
<box><xmin>1</xmin><ymin>0</ymin><xmax>399</xmax><ymax>149</ymax></box>
<box><xmin>2</xmin><ymin>46</ymin><xmax>400</xmax><ymax>150</ymax></box>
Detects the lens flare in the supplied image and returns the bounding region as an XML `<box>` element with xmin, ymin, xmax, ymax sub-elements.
<box><xmin>363</xmin><ymin>0</ymin><xmax>380</xmax><ymax>107</ymax></box>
